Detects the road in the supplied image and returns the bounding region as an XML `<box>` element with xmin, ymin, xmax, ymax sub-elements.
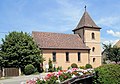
<box><xmin>0</xmin><ymin>73</ymin><xmax>47</xmax><ymax>84</ymax></box>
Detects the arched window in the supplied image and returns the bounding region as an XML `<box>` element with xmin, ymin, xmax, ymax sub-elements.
<box><xmin>93</xmin><ymin>58</ymin><xmax>95</xmax><ymax>62</ymax></box>
<box><xmin>92</xmin><ymin>47</ymin><xmax>95</xmax><ymax>52</ymax></box>
<box><xmin>92</xmin><ymin>33</ymin><xmax>95</xmax><ymax>39</ymax></box>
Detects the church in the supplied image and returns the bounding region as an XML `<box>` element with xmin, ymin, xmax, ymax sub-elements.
<box><xmin>32</xmin><ymin>8</ymin><xmax>102</xmax><ymax>70</ymax></box>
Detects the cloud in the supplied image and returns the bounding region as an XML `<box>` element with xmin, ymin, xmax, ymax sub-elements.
<box><xmin>97</xmin><ymin>16</ymin><xmax>120</xmax><ymax>27</ymax></box>
<box><xmin>107</xmin><ymin>30</ymin><xmax>120</xmax><ymax>38</ymax></box>
<box><xmin>102</xmin><ymin>39</ymin><xmax>119</xmax><ymax>45</ymax></box>
<box><xmin>101</xmin><ymin>38</ymin><xmax>119</xmax><ymax>51</ymax></box>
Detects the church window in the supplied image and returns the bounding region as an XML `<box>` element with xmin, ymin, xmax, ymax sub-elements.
<box><xmin>92</xmin><ymin>33</ymin><xmax>95</xmax><ymax>39</ymax></box>
<box><xmin>52</xmin><ymin>52</ymin><xmax>56</xmax><ymax>62</ymax></box>
<box><xmin>93</xmin><ymin>58</ymin><xmax>95</xmax><ymax>62</ymax></box>
<box><xmin>78</xmin><ymin>52</ymin><xmax>81</xmax><ymax>61</ymax></box>
<box><xmin>66</xmin><ymin>52</ymin><xmax>69</xmax><ymax>62</ymax></box>
<box><xmin>92</xmin><ymin>47</ymin><xmax>95</xmax><ymax>52</ymax></box>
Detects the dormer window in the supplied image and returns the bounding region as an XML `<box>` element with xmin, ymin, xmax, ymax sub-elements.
<box><xmin>92</xmin><ymin>33</ymin><xmax>95</xmax><ymax>39</ymax></box>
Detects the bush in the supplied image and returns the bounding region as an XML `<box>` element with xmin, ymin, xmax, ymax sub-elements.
<box><xmin>57</xmin><ymin>66</ymin><xmax>62</xmax><ymax>71</ymax></box>
<box><xmin>24</xmin><ymin>64</ymin><xmax>35</xmax><ymax>75</ymax></box>
<box><xmin>67</xmin><ymin>66</ymin><xmax>71</xmax><ymax>70</ymax></box>
<box><xmin>94</xmin><ymin>64</ymin><xmax>120</xmax><ymax>84</ymax></box>
<box><xmin>79</xmin><ymin>66</ymin><xmax>85</xmax><ymax>69</ymax></box>
<box><xmin>71</xmin><ymin>63</ymin><xmax>78</xmax><ymax>68</ymax></box>
<box><xmin>48</xmin><ymin>58</ymin><xmax>54</xmax><ymax>72</ymax></box>
<box><xmin>85</xmin><ymin>64</ymin><xmax>92</xmax><ymax>69</ymax></box>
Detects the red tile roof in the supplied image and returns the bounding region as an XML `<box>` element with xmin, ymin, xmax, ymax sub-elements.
<box><xmin>73</xmin><ymin>11</ymin><xmax>101</xmax><ymax>31</ymax></box>
<box><xmin>32</xmin><ymin>31</ymin><xmax>90</xmax><ymax>50</ymax></box>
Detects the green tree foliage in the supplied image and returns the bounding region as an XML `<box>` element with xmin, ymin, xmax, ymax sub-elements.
<box><xmin>103</xmin><ymin>43</ymin><xmax>120</xmax><ymax>64</ymax></box>
<box><xmin>94</xmin><ymin>64</ymin><xmax>120</xmax><ymax>84</ymax></box>
<box><xmin>0</xmin><ymin>45</ymin><xmax>3</xmax><ymax>66</ymax></box>
<box><xmin>0</xmin><ymin>31</ymin><xmax>44</xmax><ymax>71</ymax></box>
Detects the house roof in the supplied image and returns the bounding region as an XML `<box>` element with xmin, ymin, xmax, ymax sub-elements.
<box><xmin>32</xmin><ymin>31</ymin><xmax>90</xmax><ymax>50</ymax></box>
<box><xmin>115</xmin><ymin>40</ymin><xmax>120</xmax><ymax>47</ymax></box>
<box><xmin>73</xmin><ymin>11</ymin><xmax>101</xmax><ymax>31</ymax></box>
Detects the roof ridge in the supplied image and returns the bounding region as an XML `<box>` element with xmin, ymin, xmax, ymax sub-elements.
<box><xmin>32</xmin><ymin>31</ymin><xmax>76</xmax><ymax>35</ymax></box>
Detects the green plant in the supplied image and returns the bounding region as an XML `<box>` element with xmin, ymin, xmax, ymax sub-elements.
<box><xmin>67</xmin><ymin>66</ymin><xmax>71</xmax><ymax>70</ymax></box>
<box><xmin>24</xmin><ymin>64</ymin><xmax>35</xmax><ymax>75</ymax></box>
<box><xmin>94</xmin><ymin>64</ymin><xmax>120</xmax><ymax>84</ymax></box>
<box><xmin>59</xmin><ymin>72</ymin><xmax>72</xmax><ymax>82</ymax></box>
<box><xmin>57</xmin><ymin>66</ymin><xmax>62</xmax><ymax>71</ymax></box>
<box><xmin>48</xmin><ymin>58</ymin><xmax>54</xmax><ymax>72</ymax></box>
<box><xmin>79</xmin><ymin>66</ymin><xmax>85</xmax><ymax>69</ymax></box>
<box><xmin>85</xmin><ymin>64</ymin><xmax>92</xmax><ymax>69</ymax></box>
<box><xmin>71</xmin><ymin>63</ymin><xmax>78</xmax><ymax>68</ymax></box>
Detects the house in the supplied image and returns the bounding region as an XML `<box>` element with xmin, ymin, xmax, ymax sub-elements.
<box><xmin>115</xmin><ymin>40</ymin><xmax>120</xmax><ymax>47</ymax></box>
<box><xmin>32</xmin><ymin>9</ymin><xmax>102</xmax><ymax>70</ymax></box>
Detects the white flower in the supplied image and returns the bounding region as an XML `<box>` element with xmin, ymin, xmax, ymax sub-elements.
<box><xmin>56</xmin><ymin>80</ymin><xmax>60</xmax><ymax>83</ymax></box>
<box><xmin>79</xmin><ymin>72</ymin><xmax>83</xmax><ymax>75</ymax></box>
<box><xmin>72</xmin><ymin>74</ymin><xmax>76</xmax><ymax>78</ymax></box>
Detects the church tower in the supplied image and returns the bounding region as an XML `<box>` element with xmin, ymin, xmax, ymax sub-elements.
<box><xmin>73</xmin><ymin>7</ymin><xmax>102</xmax><ymax>67</ymax></box>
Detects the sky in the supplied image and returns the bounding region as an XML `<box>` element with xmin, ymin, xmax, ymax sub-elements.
<box><xmin>0</xmin><ymin>0</ymin><xmax>120</xmax><ymax>46</ymax></box>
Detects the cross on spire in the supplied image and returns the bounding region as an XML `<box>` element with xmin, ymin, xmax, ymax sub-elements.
<box><xmin>84</xmin><ymin>5</ymin><xmax>86</xmax><ymax>12</ymax></box>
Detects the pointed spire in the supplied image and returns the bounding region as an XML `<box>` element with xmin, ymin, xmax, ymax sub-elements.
<box><xmin>73</xmin><ymin>6</ymin><xmax>101</xmax><ymax>31</ymax></box>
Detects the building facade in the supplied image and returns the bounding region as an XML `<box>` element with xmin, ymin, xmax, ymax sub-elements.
<box><xmin>32</xmin><ymin>9</ymin><xmax>102</xmax><ymax>70</ymax></box>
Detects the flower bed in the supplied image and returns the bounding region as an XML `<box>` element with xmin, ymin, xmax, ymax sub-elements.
<box><xmin>26</xmin><ymin>68</ymin><xmax>94</xmax><ymax>84</ymax></box>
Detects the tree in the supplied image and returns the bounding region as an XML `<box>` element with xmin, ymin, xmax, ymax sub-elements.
<box><xmin>0</xmin><ymin>31</ymin><xmax>44</xmax><ymax>71</ymax></box>
<box><xmin>110</xmin><ymin>46</ymin><xmax>120</xmax><ymax>63</ymax></box>
<box><xmin>103</xmin><ymin>43</ymin><xmax>120</xmax><ymax>64</ymax></box>
<box><xmin>0</xmin><ymin>51</ymin><xmax>3</xmax><ymax>67</ymax></box>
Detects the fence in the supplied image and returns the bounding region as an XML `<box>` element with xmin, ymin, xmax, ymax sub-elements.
<box><xmin>4</xmin><ymin>68</ymin><xmax>19</xmax><ymax>77</ymax></box>
<box><xmin>0</xmin><ymin>69</ymin><xmax>2</xmax><ymax>77</ymax></box>
<box><xmin>0</xmin><ymin>67</ymin><xmax>20</xmax><ymax>77</ymax></box>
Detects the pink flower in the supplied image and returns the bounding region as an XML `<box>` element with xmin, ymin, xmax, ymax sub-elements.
<box><xmin>26</xmin><ymin>79</ymin><xmax>36</xmax><ymax>84</ymax></box>
<box><xmin>58</xmin><ymin>71</ymin><xmax>62</xmax><ymax>75</ymax></box>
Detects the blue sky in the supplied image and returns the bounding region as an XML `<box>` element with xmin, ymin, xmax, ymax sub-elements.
<box><xmin>0</xmin><ymin>0</ymin><xmax>120</xmax><ymax>45</ymax></box>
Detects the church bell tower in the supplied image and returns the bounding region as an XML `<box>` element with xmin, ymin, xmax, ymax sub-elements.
<box><xmin>73</xmin><ymin>6</ymin><xmax>102</xmax><ymax>67</ymax></box>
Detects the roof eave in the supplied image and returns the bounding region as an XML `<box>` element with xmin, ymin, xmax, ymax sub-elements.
<box><xmin>72</xmin><ymin>26</ymin><xmax>101</xmax><ymax>31</ymax></box>
<box><xmin>39</xmin><ymin>47</ymin><xmax>90</xmax><ymax>50</ymax></box>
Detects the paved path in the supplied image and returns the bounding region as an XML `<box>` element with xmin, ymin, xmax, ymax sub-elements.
<box><xmin>0</xmin><ymin>73</ymin><xmax>47</xmax><ymax>84</ymax></box>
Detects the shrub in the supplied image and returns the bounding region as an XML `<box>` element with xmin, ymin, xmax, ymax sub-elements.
<box><xmin>57</xmin><ymin>66</ymin><xmax>62</xmax><ymax>71</ymax></box>
<box><xmin>48</xmin><ymin>58</ymin><xmax>54</xmax><ymax>72</ymax></box>
<box><xmin>24</xmin><ymin>64</ymin><xmax>35</xmax><ymax>75</ymax></box>
<box><xmin>85</xmin><ymin>64</ymin><xmax>92</xmax><ymax>69</ymax></box>
<box><xmin>71</xmin><ymin>63</ymin><xmax>78</xmax><ymax>68</ymax></box>
<box><xmin>79</xmin><ymin>66</ymin><xmax>85</xmax><ymax>69</ymax></box>
<box><xmin>94</xmin><ymin>64</ymin><xmax>120</xmax><ymax>84</ymax></box>
<box><xmin>67</xmin><ymin>66</ymin><xmax>71</xmax><ymax>70</ymax></box>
